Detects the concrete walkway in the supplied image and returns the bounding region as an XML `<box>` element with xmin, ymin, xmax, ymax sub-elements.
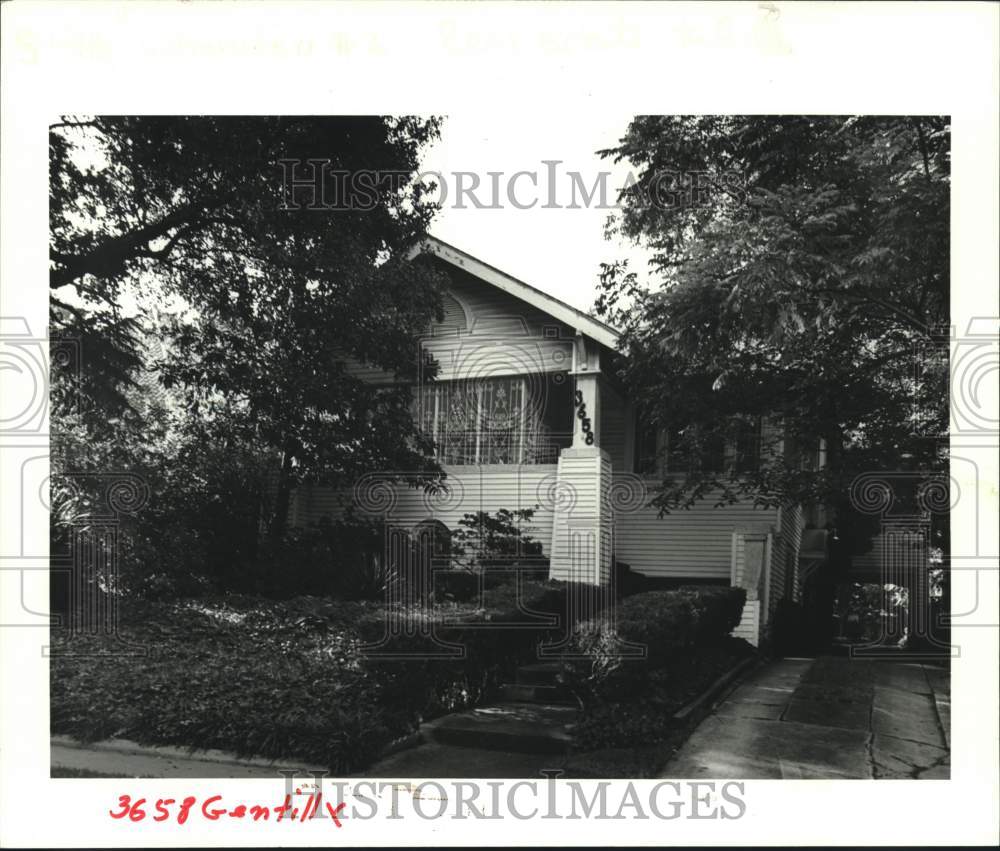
<box><xmin>51</xmin><ymin>735</ymin><xmax>328</xmax><ymax>779</ymax></box>
<box><xmin>661</xmin><ymin>656</ymin><xmax>950</xmax><ymax>779</ymax></box>
<box><xmin>368</xmin><ymin>663</ymin><xmax>577</xmax><ymax>778</ymax></box>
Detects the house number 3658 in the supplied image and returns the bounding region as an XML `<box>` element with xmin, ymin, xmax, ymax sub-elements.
<box><xmin>574</xmin><ymin>390</ymin><xmax>595</xmax><ymax>446</ymax></box>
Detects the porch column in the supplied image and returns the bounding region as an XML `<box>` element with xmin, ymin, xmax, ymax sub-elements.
<box><xmin>547</xmin><ymin>333</ymin><xmax>612</xmax><ymax>586</ymax></box>
<box><xmin>571</xmin><ymin>333</ymin><xmax>601</xmax><ymax>449</ymax></box>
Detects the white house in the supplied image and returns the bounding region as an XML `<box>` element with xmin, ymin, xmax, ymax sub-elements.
<box><xmin>291</xmin><ymin>237</ymin><xmax>811</xmax><ymax>646</ymax></box>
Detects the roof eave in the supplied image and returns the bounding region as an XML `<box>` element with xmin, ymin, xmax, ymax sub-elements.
<box><xmin>410</xmin><ymin>235</ymin><xmax>621</xmax><ymax>350</ymax></box>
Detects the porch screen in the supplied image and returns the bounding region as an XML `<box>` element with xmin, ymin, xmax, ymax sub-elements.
<box><xmin>418</xmin><ymin>377</ymin><xmax>569</xmax><ymax>464</ymax></box>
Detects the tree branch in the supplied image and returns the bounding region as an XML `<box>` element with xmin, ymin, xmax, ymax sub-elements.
<box><xmin>49</xmin><ymin>200</ymin><xmax>219</xmax><ymax>290</ymax></box>
<box><xmin>49</xmin><ymin>295</ymin><xmax>90</xmax><ymax>325</ymax></box>
<box><xmin>137</xmin><ymin>221</ymin><xmax>205</xmax><ymax>261</ymax></box>
<box><xmin>49</xmin><ymin>120</ymin><xmax>96</xmax><ymax>132</ymax></box>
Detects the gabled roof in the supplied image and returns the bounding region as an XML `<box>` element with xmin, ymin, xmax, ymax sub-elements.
<box><xmin>411</xmin><ymin>235</ymin><xmax>621</xmax><ymax>350</ymax></box>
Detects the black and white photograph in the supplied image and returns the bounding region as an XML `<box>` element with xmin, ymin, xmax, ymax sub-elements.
<box><xmin>1</xmin><ymin>1</ymin><xmax>997</xmax><ymax>847</ymax></box>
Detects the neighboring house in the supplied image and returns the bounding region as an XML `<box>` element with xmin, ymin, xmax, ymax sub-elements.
<box><xmin>291</xmin><ymin>237</ymin><xmax>815</xmax><ymax>646</ymax></box>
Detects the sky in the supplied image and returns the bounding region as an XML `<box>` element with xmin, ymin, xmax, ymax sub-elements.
<box><xmin>417</xmin><ymin>114</ymin><xmax>655</xmax><ymax>314</ymax></box>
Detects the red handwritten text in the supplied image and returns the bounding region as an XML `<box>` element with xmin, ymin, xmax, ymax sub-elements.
<box><xmin>109</xmin><ymin>794</ymin><xmax>346</xmax><ymax>826</ymax></box>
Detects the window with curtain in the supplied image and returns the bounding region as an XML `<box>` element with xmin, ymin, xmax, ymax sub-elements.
<box><xmin>418</xmin><ymin>376</ymin><xmax>570</xmax><ymax>465</ymax></box>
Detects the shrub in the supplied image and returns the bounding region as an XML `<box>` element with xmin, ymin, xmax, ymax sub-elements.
<box><xmin>478</xmin><ymin>578</ymin><xmax>614</xmax><ymax>624</ymax></box>
<box><xmin>244</xmin><ymin>516</ymin><xmax>389</xmax><ymax>600</ymax></box>
<box><xmin>433</xmin><ymin>570</ymin><xmax>480</xmax><ymax>602</ymax></box>
<box><xmin>450</xmin><ymin>508</ymin><xmax>545</xmax><ymax>571</ymax></box>
<box><xmin>569</xmin><ymin>639</ymin><xmax>757</xmax><ymax>753</ymax></box>
<box><xmin>676</xmin><ymin>584</ymin><xmax>748</xmax><ymax>642</ymax></box>
<box><xmin>562</xmin><ymin>585</ymin><xmax>748</xmax><ymax>703</ymax></box>
<box><xmin>613</xmin><ymin>585</ymin><xmax>746</xmax><ymax>659</ymax></box>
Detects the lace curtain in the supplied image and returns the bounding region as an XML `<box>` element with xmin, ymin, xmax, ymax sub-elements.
<box><xmin>419</xmin><ymin>377</ymin><xmax>553</xmax><ymax>464</ymax></box>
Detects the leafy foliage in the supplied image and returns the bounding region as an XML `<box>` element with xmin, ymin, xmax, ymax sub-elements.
<box><xmin>596</xmin><ymin>117</ymin><xmax>950</xmax><ymax>538</ymax></box>
<box><xmin>49</xmin><ymin>116</ymin><xmax>451</xmax><ymax>601</ymax></box>
<box><xmin>51</xmin><ymin>597</ymin><xmax>409</xmax><ymax>772</ymax></box>
<box><xmin>569</xmin><ymin>641</ymin><xmax>755</xmax><ymax>752</ymax></box>
<box><xmin>563</xmin><ymin>585</ymin><xmax>750</xmax><ymax>752</ymax></box>
<box><xmin>564</xmin><ymin>585</ymin><xmax>747</xmax><ymax>696</ymax></box>
<box><xmin>50</xmin><ymin>581</ymin><xmax>583</xmax><ymax>772</ymax></box>
<box><xmin>450</xmin><ymin>507</ymin><xmax>545</xmax><ymax>570</ymax></box>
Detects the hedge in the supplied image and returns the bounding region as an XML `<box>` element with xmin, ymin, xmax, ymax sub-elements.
<box><xmin>613</xmin><ymin>585</ymin><xmax>747</xmax><ymax>658</ymax></box>
<box><xmin>562</xmin><ymin>585</ymin><xmax>748</xmax><ymax>702</ymax></box>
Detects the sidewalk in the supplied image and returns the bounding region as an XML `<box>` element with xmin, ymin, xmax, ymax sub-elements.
<box><xmin>51</xmin><ymin>735</ymin><xmax>328</xmax><ymax>779</ymax></box>
<box><xmin>660</xmin><ymin>656</ymin><xmax>950</xmax><ymax>779</ymax></box>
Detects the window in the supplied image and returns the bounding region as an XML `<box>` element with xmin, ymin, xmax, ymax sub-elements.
<box><xmin>695</xmin><ymin>428</ymin><xmax>728</xmax><ymax>473</ymax></box>
<box><xmin>634</xmin><ymin>416</ymin><xmax>765</xmax><ymax>475</ymax></box>
<box><xmin>732</xmin><ymin>416</ymin><xmax>763</xmax><ymax>474</ymax></box>
<box><xmin>634</xmin><ymin>421</ymin><xmax>660</xmax><ymax>474</ymax></box>
<box><xmin>419</xmin><ymin>375</ymin><xmax>572</xmax><ymax>465</ymax></box>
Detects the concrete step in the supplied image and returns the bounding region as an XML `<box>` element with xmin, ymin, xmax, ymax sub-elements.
<box><xmin>499</xmin><ymin>683</ymin><xmax>575</xmax><ymax>705</ymax></box>
<box><xmin>421</xmin><ymin>702</ymin><xmax>577</xmax><ymax>754</ymax></box>
<box><xmin>515</xmin><ymin>662</ymin><xmax>563</xmax><ymax>686</ymax></box>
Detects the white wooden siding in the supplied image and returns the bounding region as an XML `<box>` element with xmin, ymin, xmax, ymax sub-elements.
<box><xmin>339</xmin><ymin>261</ymin><xmax>576</xmax><ymax>386</ymax></box>
<box><xmin>613</xmin><ymin>491</ymin><xmax>778</xmax><ymax>579</ymax></box>
<box><xmin>435</xmin><ymin>291</ymin><xmax>468</xmax><ymax>334</ymax></box>
<box><xmin>424</xmin><ymin>336</ymin><xmax>573</xmax><ymax>382</ymax></box>
<box><xmin>291</xmin><ymin>466</ymin><xmax>559</xmax><ymax>554</ymax></box>
<box><xmin>338</xmin><ymin>354</ymin><xmax>398</xmax><ymax>386</ymax></box>
<box><xmin>294</xmin><ymin>474</ymin><xmax>782</xmax><ymax>585</ymax></box>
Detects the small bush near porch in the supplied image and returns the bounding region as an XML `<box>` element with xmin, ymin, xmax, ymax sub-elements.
<box><xmin>563</xmin><ymin>585</ymin><xmax>753</xmax><ymax>754</ymax></box>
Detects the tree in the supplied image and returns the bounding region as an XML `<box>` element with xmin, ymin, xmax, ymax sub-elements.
<box><xmin>50</xmin><ymin>116</ymin><xmax>449</xmax><ymax>593</ymax></box>
<box><xmin>157</xmin><ymin>247</ymin><xmax>447</xmax><ymax>541</ymax></box>
<box><xmin>50</xmin><ymin>115</ymin><xmax>442</xmax><ymax>409</ymax></box>
<box><xmin>596</xmin><ymin>116</ymin><xmax>950</xmax><ymax>645</ymax></box>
